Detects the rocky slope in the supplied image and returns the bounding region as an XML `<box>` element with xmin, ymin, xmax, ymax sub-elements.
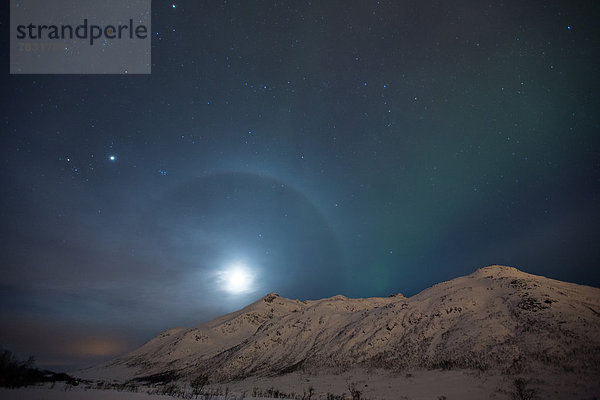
<box><xmin>80</xmin><ymin>266</ymin><xmax>600</xmax><ymax>382</ymax></box>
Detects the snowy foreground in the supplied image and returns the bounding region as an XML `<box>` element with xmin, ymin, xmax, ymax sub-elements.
<box><xmin>2</xmin><ymin>368</ymin><xmax>599</xmax><ymax>399</ymax></box>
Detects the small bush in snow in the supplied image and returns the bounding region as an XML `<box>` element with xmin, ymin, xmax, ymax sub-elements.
<box><xmin>511</xmin><ymin>378</ymin><xmax>538</xmax><ymax>400</ymax></box>
<box><xmin>191</xmin><ymin>373</ymin><xmax>209</xmax><ymax>399</ymax></box>
<box><xmin>348</xmin><ymin>382</ymin><xmax>361</xmax><ymax>400</ymax></box>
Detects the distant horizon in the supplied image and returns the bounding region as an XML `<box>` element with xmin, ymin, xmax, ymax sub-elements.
<box><xmin>13</xmin><ymin>263</ymin><xmax>599</xmax><ymax>373</ymax></box>
<box><xmin>3</xmin><ymin>261</ymin><xmax>600</xmax><ymax>373</ymax></box>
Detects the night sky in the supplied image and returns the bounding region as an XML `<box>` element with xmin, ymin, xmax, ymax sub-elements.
<box><xmin>1</xmin><ymin>0</ymin><xmax>599</xmax><ymax>371</ymax></box>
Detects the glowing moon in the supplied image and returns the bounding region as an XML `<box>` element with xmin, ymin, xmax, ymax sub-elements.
<box><xmin>219</xmin><ymin>263</ymin><xmax>254</xmax><ymax>294</ymax></box>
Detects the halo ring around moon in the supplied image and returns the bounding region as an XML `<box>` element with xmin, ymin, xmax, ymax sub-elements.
<box><xmin>141</xmin><ymin>171</ymin><xmax>346</xmax><ymax>299</ymax></box>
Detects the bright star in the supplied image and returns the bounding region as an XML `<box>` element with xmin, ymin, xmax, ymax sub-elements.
<box><xmin>109</xmin><ymin>155</ymin><xmax>116</xmax><ymax>161</ymax></box>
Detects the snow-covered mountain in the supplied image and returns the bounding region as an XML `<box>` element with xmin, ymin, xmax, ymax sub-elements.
<box><xmin>80</xmin><ymin>266</ymin><xmax>600</xmax><ymax>382</ymax></box>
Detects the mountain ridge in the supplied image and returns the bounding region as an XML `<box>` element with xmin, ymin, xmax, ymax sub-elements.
<box><xmin>79</xmin><ymin>265</ymin><xmax>600</xmax><ymax>382</ymax></box>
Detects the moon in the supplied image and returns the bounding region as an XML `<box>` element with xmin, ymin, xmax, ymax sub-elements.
<box><xmin>219</xmin><ymin>263</ymin><xmax>254</xmax><ymax>294</ymax></box>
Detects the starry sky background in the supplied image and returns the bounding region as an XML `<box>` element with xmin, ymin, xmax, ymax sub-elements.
<box><xmin>1</xmin><ymin>0</ymin><xmax>599</xmax><ymax>371</ymax></box>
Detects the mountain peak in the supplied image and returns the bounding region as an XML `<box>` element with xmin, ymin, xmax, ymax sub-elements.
<box><xmin>262</xmin><ymin>293</ymin><xmax>280</xmax><ymax>303</ymax></box>
<box><xmin>477</xmin><ymin>264</ymin><xmax>520</xmax><ymax>272</ymax></box>
<box><xmin>325</xmin><ymin>294</ymin><xmax>348</xmax><ymax>301</ymax></box>
<box><xmin>470</xmin><ymin>264</ymin><xmax>524</xmax><ymax>277</ymax></box>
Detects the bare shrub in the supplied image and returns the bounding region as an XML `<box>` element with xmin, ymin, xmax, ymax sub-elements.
<box><xmin>302</xmin><ymin>386</ymin><xmax>314</xmax><ymax>400</ymax></box>
<box><xmin>191</xmin><ymin>373</ymin><xmax>209</xmax><ymax>399</ymax></box>
<box><xmin>160</xmin><ymin>384</ymin><xmax>180</xmax><ymax>397</ymax></box>
<box><xmin>512</xmin><ymin>378</ymin><xmax>538</xmax><ymax>400</ymax></box>
<box><xmin>348</xmin><ymin>382</ymin><xmax>361</xmax><ymax>400</ymax></box>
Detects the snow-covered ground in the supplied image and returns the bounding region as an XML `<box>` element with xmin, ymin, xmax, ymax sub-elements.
<box><xmin>0</xmin><ymin>386</ymin><xmax>175</xmax><ymax>400</ymax></box>
<box><xmin>3</xmin><ymin>368</ymin><xmax>599</xmax><ymax>399</ymax></box>
<box><xmin>204</xmin><ymin>368</ymin><xmax>600</xmax><ymax>399</ymax></box>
